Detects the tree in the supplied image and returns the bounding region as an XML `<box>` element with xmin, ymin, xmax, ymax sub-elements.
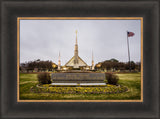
<box><xmin>135</xmin><ymin>62</ymin><xmax>141</xmax><ymax>71</ymax></box>
<box><xmin>125</xmin><ymin>61</ymin><xmax>136</xmax><ymax>70</ymax></box>
<box><xmin>20</xmin><ymin>59</ymin><xmax>56</xmax><ymax>72</ymax></box>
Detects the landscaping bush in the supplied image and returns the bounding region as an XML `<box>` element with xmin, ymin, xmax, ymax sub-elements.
<box><xmin>105</xmin><ymin>73</ymin><xmax>119</xmax><ymax>85</ymax></box>
<box><xmin>37</xmin><ymin>73</ymin><xmax>51</xmax><ymax>84</ymax></box>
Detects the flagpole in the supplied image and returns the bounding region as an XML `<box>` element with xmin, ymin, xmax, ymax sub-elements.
<box><xmin>127</xmin><ymin>31</ymin><xmax>131</xmax><ymax>72</ymax></box>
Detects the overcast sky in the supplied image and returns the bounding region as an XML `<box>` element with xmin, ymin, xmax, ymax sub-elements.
<box><xmin>20</xmin><ymin>19</ymin><xmax>141</xmax><ymax>65</ymax></box>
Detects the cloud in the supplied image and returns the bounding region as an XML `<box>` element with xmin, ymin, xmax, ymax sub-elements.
<box><xmin>20</xmin><ymin>19</ymin><xmax>141</xmax><ymax>65</ymax></box>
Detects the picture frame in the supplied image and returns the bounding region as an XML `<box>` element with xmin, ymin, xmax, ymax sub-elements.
<box><xmin>1</xmin><ymin>0</ymin><xmax>159</xmax><ymax>118</ymax></box>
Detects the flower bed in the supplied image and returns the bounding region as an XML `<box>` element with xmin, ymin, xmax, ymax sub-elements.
<box><xmin>31</xmin><ymin>84</ymin><xmax>128</xmax><ymax>94</ymax></box>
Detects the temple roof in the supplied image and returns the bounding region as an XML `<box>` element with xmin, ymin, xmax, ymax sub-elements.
<box><xmin>65</xmin><ymin>56</ymin><xmax>87</xmax><ymax>67</ymax></box>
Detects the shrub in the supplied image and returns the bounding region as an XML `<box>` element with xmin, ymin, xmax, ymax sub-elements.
<box><xmin>37</xmin><ymin>73</ymin><xmax>51</xmax><ymax>84</ymax></box>
<box><xmin>105</xmin><ymin>73</ymin><xmax>119</xmax><ymax>85</ymax></box>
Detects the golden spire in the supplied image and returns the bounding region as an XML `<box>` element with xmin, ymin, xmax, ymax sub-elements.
<box><xmin>58</xmin><ymin>51</ymin><xmax>61</xmax><ymax>70</ymax></box>
<box><xmin>92</xmin><ymin>50</ymin><xmax>94</xmax><ymax>70</ymax></box>
<box><xmin>58</xmin><ymin>51</ymin><xmax>60</xmax><ymax>60</ymax></box>
<box><xmin>92</xmin><ymin>50</ymin><xmax>93</xmax><ymax>60</ymax></box>
<box><xmin>75</xmin><ymin>30</ymin><xmax>78</xmax><ymax>44</ymax></box>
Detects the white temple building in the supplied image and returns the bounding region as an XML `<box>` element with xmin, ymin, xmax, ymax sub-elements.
<box><xmin>58</xmin><ymin>30</ymin><xmax>94</xmax><ymax>70</ymax></box>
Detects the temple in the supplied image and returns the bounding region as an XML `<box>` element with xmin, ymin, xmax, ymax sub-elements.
<box><xmin>65</xmin><ymin>30</ymin><xmax>89</xmax><ymax>70</ymax></box>
<box><xmin>58</xmin><ymin>30</ymin><xmax>94</xmax><ymax>70</ymax></box>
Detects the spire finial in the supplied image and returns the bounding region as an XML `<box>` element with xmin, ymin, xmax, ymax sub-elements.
<box><xmin>91</xmin><ymin>50</ymin><xmax>94</xmax><ymax>70</ymax></box>
<box><xmin>76</xmin><ymin>30</ymin><xmax>78</xmax><ymax>36</ymax></box>
<box><xmin>92</xmin><ymin>50</ymin><xmax>93</xmax><ymax>61</ymax></box>
<box><xmin>59</xmin><ymin>51</ymin><xmax>60</xmax><ymax>60</ymax></box>
<box><xmin>75</xmin><ymin>30</ymin><xmax>78</xmax><ymax>44</ymax></box>
<box><xmin>58</xmin><ymin>51</ymin><xmax>61</xmax><ymax>70</ymax></box>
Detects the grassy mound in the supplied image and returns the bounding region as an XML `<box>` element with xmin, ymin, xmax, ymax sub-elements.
<box><xmin>19</xmin><ymin>73</ymin><xmax>141</xmax><ymax>100</ymax></box>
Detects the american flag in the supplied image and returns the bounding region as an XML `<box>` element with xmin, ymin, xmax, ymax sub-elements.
<box><xmin>127</xmin><ymin>31</ymin><xmax>135</xmax><ymax>37</ymax></box>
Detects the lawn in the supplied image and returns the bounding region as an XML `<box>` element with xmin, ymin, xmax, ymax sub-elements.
<box><xmin>19</xmin><ymin>72</ymin><xmax>141</xmax><ymax>100</ymax></box>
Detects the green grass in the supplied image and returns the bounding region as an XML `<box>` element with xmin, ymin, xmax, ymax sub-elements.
<box><xmin>19</xmin><ymin>73</ymin><xmax>141</xmax><ymax>100</ymax></box>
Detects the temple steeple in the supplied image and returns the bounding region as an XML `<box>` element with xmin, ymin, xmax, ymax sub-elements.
<box><xmin>65</xmin><ymin>30</ymin><xmax>88</xmax><ymax>69</ymax></box>
<box><xmin>76</xmin><ymin>30</ymin><xmax>78</xmax><ymax>44</ymax></box>
<box><xmin>74</xmin><ymin>30</ymin><xmax>78</xmax><ymax>65</ymax></box>
<box><xmin>58</xmin><ymin>51</ymin><xmax>61</xmax><ymax>70</ymax></box>
<box><xmin>91</xmin><ymin>51</ymin><xmax>94</xmax><ymax>70</ymax></box>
